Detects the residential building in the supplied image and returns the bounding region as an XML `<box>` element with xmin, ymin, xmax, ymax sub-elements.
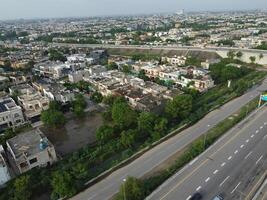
<box><xmin>43</xmin><ymin>84</ymin><xmax>75</xmax><ymax>104</ymax></box>
<box><xmin>0</xmin><ymin>97</ymin><xmax>25</xmax><ymax>133</ymax></box>
<box><xmin>162</xmin><ymin>55</ymin><xmax>187</xmax><ymax>66</ymax></box>
<box><xmin>10</xmin><ymin>84</ymin><xmax>49</xmax><ymax>121</ymax></box>
<box><xmin>6</xmin><ymin>129</ymin><xmax>57</xmax><ymax>174</ymax></box>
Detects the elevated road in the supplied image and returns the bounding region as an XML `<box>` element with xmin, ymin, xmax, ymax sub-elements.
<box><xmin>71</xmin><ymin>80</ymin><xmax>267</xmax><ymax>200</ymax></box>
<box><xmin>52</xmin><ymin>43</ymin><xmax>267</xmax><ymax>54</ymax></box>
<box><xmin>147</xmin><ymin>106</ymin><xmax>267</xmax><ymax>200</ymax></box>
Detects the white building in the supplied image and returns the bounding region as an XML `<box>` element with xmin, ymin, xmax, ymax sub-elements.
<box><xmin>0</xmin><ymin>97</ymin><xmax>25</xmax><ymax>132</ymax></box>
<box><xmin>162</xmin><ymin>55</ymin><xmax>187</xmax><ymax>66</ymax></box>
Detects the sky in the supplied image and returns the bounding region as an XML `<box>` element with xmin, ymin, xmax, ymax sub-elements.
<box><xmin>0</xmin><ymin>0</ymin><xmax>266</xmax><ymax>20</ymax></box>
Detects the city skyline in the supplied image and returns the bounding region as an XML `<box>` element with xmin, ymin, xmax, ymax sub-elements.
<box><xmin>0</xmin><ymin>0</ymin><xmax>266</xmax><ymax>20</ymax></box>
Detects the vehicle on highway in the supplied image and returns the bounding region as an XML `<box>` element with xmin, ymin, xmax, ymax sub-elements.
<box><xmin>190</xmin><ymin>192</ymin><xmax>202</xmax><ymax>200</ymax></box>
<box><xmin>212</xmin><ymin>194</ymin><xmax>224</xmax><ymax>200</ymax></box>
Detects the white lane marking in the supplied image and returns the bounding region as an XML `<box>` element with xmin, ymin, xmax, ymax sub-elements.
<box><xmin>213</xmin><ymin>170</ymin><xmax>219</xmax><ymax>174</ymax></box>
<box><xmin>251</xmin><ymin>134</ymin><xmax>254</xmax><ymax>138</ymax></box>
<box><xmin>220</xmin><ymin>176</ymin><xmax>230</xmax><ymax>187</ymax></box>
<box><xmin>234</xmin><ymin>150</ymin><xmax>238</xmax><ymax>154</ymax></box>
<box><xmin>196</xmin><ymin>186</ymin><xmax>202</xmax><ymax>191</ymax></box>
<box><xmin>260</xmin><ymin>126</ymin><xmax>263</xmax><ymax>129</ymax></box>
<box><xmin>221</xmin><ymin>162</ymin><xmax>226</xmax><ymax>167</ymax></box>
<box><xmin>205</xmin><ymin>177</ymin><xmax>210</xmax><ymax>183</ymax></box>
<box><xmin>256</xmin><ymin>155</ymin><xmax>263</xmax><ymax>165</ymax></box>
<box><xmin>256</xmin><ymin>130</ymin><xmax>259</xmax><ymax>134</ymax></box>
<box><xmin>264</xmin><ymin>135</ymin><xmax>267</xmax><ymax>140</ymax></box>
<box><xmin>245</xmin><ymin>151</ymin><xmax>253</xmax><ymax>159</ymax></box>
<box><xmin>264</xmin><ymin>122</ymin><xmax>267</xmax><ymax>125</ymax></box>
<box><xmin>186</xmin><ymin>196</ymin><xmax>192</xmax><ymax>200</ymax></box>
<box><xmin>240</xmin><ymin>144</ymin><xmax>244</xmax><ymax>148</ymax></box>
<box><xmin>228</xmin><ymin>156</ymin><xmax>232</xmax><ymax>160</ymax></box>
<box><xmin>246</xmin><ymin>139</ymin><xmax>249</xmax><ymax>143</ymax></box>
<box><xmin>189</xmin><ymin>157</ymin><xmax>198</xmax><ymax>166</ymax></box>
<box><xmin>231</xmin><ymin>182</ymin><xmax>241</xmax><ymax>194</ymax></box>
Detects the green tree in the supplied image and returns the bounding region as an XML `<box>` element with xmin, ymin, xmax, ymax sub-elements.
<box><xmin>51</xmin><ymin>171</ymin><xmax>76</xmax><ymax>199</ymax></box>
<box><xmin>165</xmin><ymin>95</ymin><xmax>193</xmax><ymax>120</ymax></box>
<box><xmin>154</xmin><ymin>117</ymin><xmax>168</xmax><ymax>134</ymax></box>
<box><xmin>41</xmin><ymin>101</ymin><xmax>66</xmax><ymax>128</ymax></box>
<box><xmin>249</xmin><ymin>56</ymin><xmax>256</xmax><ymax>63</ymax></box>
<box><xmin>115</xmin><ymin>177</ymin><xmax>145</xmax><ymax>200</ymax></box>
<box><xmin>227</xmin><ymin>50</ymin><xmax>236</xmax><ymax>59</ymax></box>
<box><xmin>120</xmin><ymin>129</ymin><xmax>137</xmax><ymax>148</ymax></box>
<box><xmin>96</xmin><ymin>125</ymin><xmax>115</xmax><ymax>143</ymax></box>
<box><xmin>13</xmin><ymin>175</ymin><xmax>32</xmax><ymax>200</ymax></box>
<box><xmin>112</xmin><ymin>101</ymin><xmax>137</xmax><ymax>129</ymax></box>
<box><xmin>234</xmin><ymin>79</ymin><xmax>249</xmax><ymax>95</ymax></box>
<box><xmin>71</xmin><ymin>163</ymin><xmax>88</xmax><ymax>179</ymax></box>
<box><xmin>91</xmin><ymin>92</ymin><xmax>103</xmax><ymax>103</ymax></box>
<box><xmin>121</xmin><ymin>65</ymin><xmax>131</xmax><ymax>73</ymax></box>
<box><xmin>73</xmin><ymin>94</ymin><xmax>87</xmax><ymax>118</ymax></box>
<box><xmin>236</xmin><ymin>51</ymin><xmax>243</xmax><ymax>58</ymax></box>
<box><xmin>137</xmin><ymin>112</ymin><xmax>156</xmax><ymax>136</ymax></box>
<box><xmin>259</xmin><ymin>53</ymin><xmax>264</xmax><ymax>60</ymax></box>
<box><xmin>138</xmin><ymin>69</ymin><xmax>149</xmax><ymax>81</ymax></box>
<box><xmin>107</xmin><ymin>62</ymin><xmax>118</xmax><ymax>70</ymax></box>
<box><xmin>48</xmin><ymin>49</ymin><xmax>67</xmax><ymax>62</ymax></box>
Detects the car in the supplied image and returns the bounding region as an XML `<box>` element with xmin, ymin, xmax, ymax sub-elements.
<box><xmin>190</xmin><ymin>192</ymin><xmax>203</xmax><ymax>200</ymax></box>
<box><xmin>212</xmin><ymin>194</ymin><xmax>224</xmax><ymax>200</ymax></box>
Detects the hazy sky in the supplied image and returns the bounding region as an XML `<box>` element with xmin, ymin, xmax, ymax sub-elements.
<box><xmin>0</xmin><ymin>0</ymin><xmax>266</xmax><ymax>20</ymax></box>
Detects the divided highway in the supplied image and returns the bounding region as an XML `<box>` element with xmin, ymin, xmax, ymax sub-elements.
<box><xmin>147</xmin><ymin>106</ymin><xmax>267</xmax><ymax>200</ymax></box>
<box><xmin>71</xmin><ymin>79</ymin><xmax>267</xmax><ymax>200</ymax></box>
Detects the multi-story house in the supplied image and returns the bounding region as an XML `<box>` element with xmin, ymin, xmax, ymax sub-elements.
<box><xmin>6</xmin><ymin>129</ymin><xmax>57</xmax><ymax>174</ymax></box>
<box><xmin>10</xmin><ymin>84</ymin><xmax>50</xmax><ymax>121</ymax></box>
<box><xmin>0</xmin><ymin>97</ymin><xmax>25</xmax><ymax>133</ymax></box>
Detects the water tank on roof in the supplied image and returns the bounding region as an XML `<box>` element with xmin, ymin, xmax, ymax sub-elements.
<box><xmin>39</xmin><ymin>138</ymin><xmax>48</xmax><ymax>150</ymax></box>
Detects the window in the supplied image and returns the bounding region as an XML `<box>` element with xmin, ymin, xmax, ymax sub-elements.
<box><xmin>29</xmin><ymin>157</ymin><xmax>38</xmax><ymax>164</ymax></box>
<box><xmin>20</xmin><ymin>162</ymin><xmax>28</xmax><ymax>168</ymax></box>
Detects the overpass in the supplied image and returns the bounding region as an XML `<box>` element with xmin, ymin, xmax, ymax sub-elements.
<box><xmin>51</xmin><ymin>43</ymin><xmax>267</xmax><ymax>65</ymax></box>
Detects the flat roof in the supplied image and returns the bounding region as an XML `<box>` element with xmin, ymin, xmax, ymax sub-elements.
<box><xmin>6</xmin><ymin>129</ymin><xmax>53</xmax><ymax>159</ymax></box>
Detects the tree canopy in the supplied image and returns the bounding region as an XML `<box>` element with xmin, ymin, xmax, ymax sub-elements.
<box><xmin>165</xmin><ymin>94</ymin><xmax>193</xmax><ymax>120</ymax></box>
<box><xmin>51</xmin><ymin>171</ymin><xmax>76</xmax><ymax>199</ymax></box>
<box><xmin>13</xmin><ymin>175</ymin><xmax>32</xmax><ymax>200</ymax></box>
<box><xmin>41</xmin><ymin>101</ymin><xmax>66</xmax><ymax>128</ymax></box>
<box><xmin>112</xmin><ymin>101</ymin><xmax>137</xmax><ymax>129</ymax></box>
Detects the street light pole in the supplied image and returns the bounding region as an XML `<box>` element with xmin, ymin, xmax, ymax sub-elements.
<box><xmin>123</xmin><ymin>178</ymin><xmax>126</xmax><ymax>200</ymax></box>
<box><xmin>203</xmin><ymin>133</ymin><xmax>207</xmax><ymax>150</ymax></box>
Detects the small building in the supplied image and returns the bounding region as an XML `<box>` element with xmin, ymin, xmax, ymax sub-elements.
<box><xmin>6</xmin><ymin>129</ymin><xmax>57</xmax><ymax>174</ymax></box>
<box><xmin>0</xmin><ymin>97</ymin><xmax>25</xmax><ymax>133</ymax></box>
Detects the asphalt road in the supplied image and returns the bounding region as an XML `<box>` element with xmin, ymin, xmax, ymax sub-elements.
<box><xmin>71</xmin><ymin>79</ymin><xmax>267</xmax><ymax>200</ymax></box>
<box><xmin>52</xmin><ymin>43</ymin><xmax>267</xmax><ymax>54</ymax></box>
<box><xmin>147</xmin><ymin>105</ymin><xmax>267</xmax><ymax>200</ymax></box>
